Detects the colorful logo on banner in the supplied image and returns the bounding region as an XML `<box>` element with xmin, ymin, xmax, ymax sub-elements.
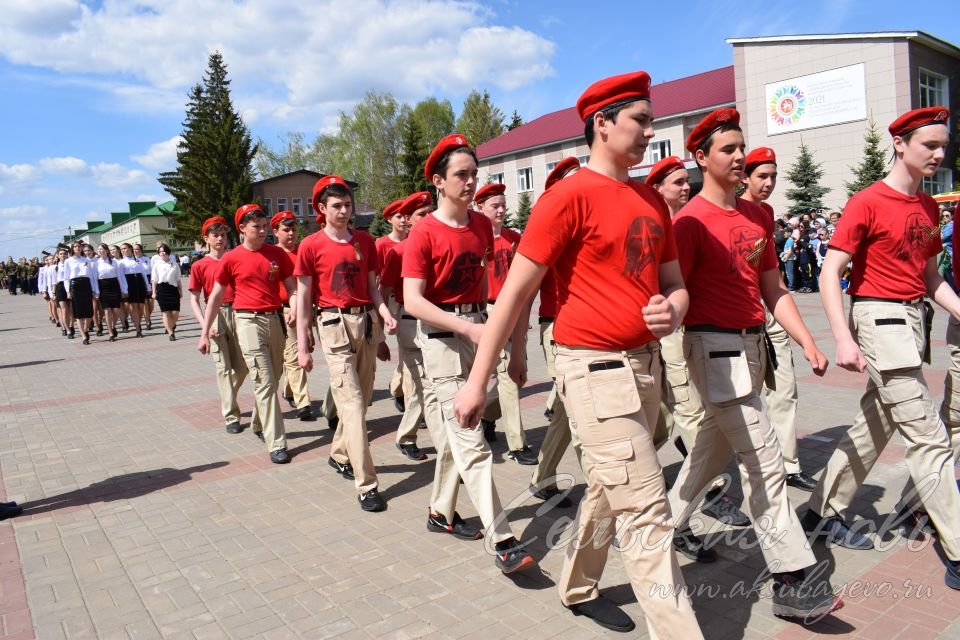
<box><xmin>769</xmin><ymin>85</ymin><xmax>806</xmax><ymax>128</ymax></box>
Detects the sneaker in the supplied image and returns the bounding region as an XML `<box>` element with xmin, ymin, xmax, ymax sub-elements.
<box><xmin>0</xmin><ymin>504</ymin><xmax>23</xmax><ymax>521</ymax></box>
<box><xmin>397</xmin><ymin>443</ymin><xmax>427</xmax><ymax>461</ymax></box>
<box><xmin>701</xmin><ymin>488</ymin><xmax>750</xmax><ymax>527</ymax></box>
<box><xmin>328</xmin><ymin>457</ymin><xmax>354</xmax><ymax>480</ymax></box>
<box><xmin>253</xmin><ymin>431</ymin><xmax>264</xmax><ymax>442</ymax></box>
<box><xmin>567</xmin><ymin>595</ymin><xmax>635</xmax><ymax>633</ymax></box>
<box><xmin>801</xmin><ymin>510</ymin><xmax>873</xmax><ymax>550</ymax></box>
<box><xmin>359</xmin><ymin>488</ymin><xmax>387</xmax><ymax>512</ymax></box>
<box><xmin>772</xmin><ymin>571</ymin><xmax>843</xmax><ymax>620</ymax></box>
<box><xmin>297</xmin><ymin>406</ymin><xmax>316</xmax><ymax>422</ymax></box>
<box><xmin>530</xmin><ymin>484</ymin><xmax>573</xmax><ymax>509</ymax></box>
<box><xmin>673</xmin><ymin>529</ymin><xmax>717</xmax><ymax>563</ymax></box>
<box><xmin>427</xmin><ymin>511</ymin><xmax>482</xmax><ymax>540</ymax></box>
<box><xmin>494</xmin><ymin>538</ymin><xmax>536</xmax><ymax>574</ymax></box>
<box><xmin>507</xmin><ymin>446</ymin><xmax>537</xmax><ymax>465</ymax></box>
<box><xmin>269</xmin><ymin>448</ymin><xmax>291</xmax><ymax>464</ymax></box>
<box><xmin>169</xmin><ymin>333</ymin><xmax>176</xmax><ymax>342</ymax></box>
<box><xmin>394</xmin><ymin>395</ymin><xmax>406</xmax><ymax>413</ymax></box>
<box><xmin>225</xmin><ymin>422</ymin><xmax>242</xmax><ymax>434</ymax></box>
<box><xmin>481</xmin><ymin>419</ymin><xmax>497</xmax><ymax>443</ymax></box>
<box><xmin>544</xmin><ymin>408</ymin><xmax>554</xmax><ymax>420</ymax></box>
<box><xmin>946</xmin><ymin>560</ymin><xmax>960</xmax><ymax>590</ymax></box>
<box><xmin>786</xmin><ymin>472</ymin><xmax>818</xmax><ymax>492</ymax></box>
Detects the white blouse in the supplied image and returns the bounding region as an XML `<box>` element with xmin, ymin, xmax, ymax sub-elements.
<box><xmin>96</xmin><ymin>258</ymin><xmax>128</xmax><ymax>295</ymax></box>
<box><xmin>151</xmin><ymin>260</ymin><xmax>181</xmax><ymax>287</ymax></box>
<box><xmin>119</xmin><ymin>256</ymin><xmax>147</xmax><ymax>278</ymax></box>
<box><xmin>62</xmin><ymin>256</ymin><xmax>100</xmax><ymax>296</ymax></box>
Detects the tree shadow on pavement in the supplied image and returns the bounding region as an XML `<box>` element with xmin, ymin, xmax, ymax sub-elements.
<box><xmin>0</xmin><ymin>359</ymin><xmax>64</xmax><ymax>370</ymax></box>
<box><xmin>19</xmin><ymin>462</ymin><xmax>229</xmax><ymax>516</ymax></box>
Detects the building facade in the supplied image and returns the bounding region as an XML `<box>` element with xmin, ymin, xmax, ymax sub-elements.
<box><xmin>68</xmin><ymin>201</ymin><xmax>182</xmax><ymax>254</ymax></box>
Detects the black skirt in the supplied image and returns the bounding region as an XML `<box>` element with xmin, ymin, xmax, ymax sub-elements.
<box><xmin>156</xmin><ymin>282</ymin><xmax>181</xmax><ymax>312</ymax></box>
<box><xmin>125</xmin><ymin>273</ymin><xmax>147</xmax><ymax>304</ymax></box>
<box><xmin>54</xmin><ymin>281</ymin><xmax>68</xmax><ymax>303</ymax></box>
<box><xmin>70</xmin><ymin>277</ymin><xmax>94</xmax><ymax>319</ymax></box>
<box><xmin>100</xmin><ymin>277</ymin><xmax>122</xmax><ymax>309</ymax></box>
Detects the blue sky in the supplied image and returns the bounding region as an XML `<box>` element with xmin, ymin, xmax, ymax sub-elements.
<box><xmin>1</xmin><ymin>0</ymin><xmax>958</xmax><ymax>258</ymax></box>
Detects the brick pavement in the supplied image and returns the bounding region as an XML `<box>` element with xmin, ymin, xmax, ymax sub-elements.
<box><xmin>0</xmin><ymin>288</ymin><xmax>957</xmax><ymax>639</ymax></box>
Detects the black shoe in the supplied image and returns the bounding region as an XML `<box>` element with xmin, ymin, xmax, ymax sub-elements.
<box><xmin>494</xmin><ymin>538</ymin><xmax>536</xmax><ymax>574</ymax></box>
<box><xmin>544</xmin><ymin>408</ymin><xmax>554</xmax><ymax>420</ymax></box>
<box><xmin>297</xmin><ymin>406</ymin><xmax>315</xmax><ymax>422</ymax></box>
<box><xmin>327</xmin><ymin>415</ymin><xmax>339</xmax><ymax>431</ymax></box>
<box><xmin>786</xmin><ymin>472</ymin><xmax>818</xmax><ymax>492</ymax></box>
<box><xmin>674</xmin><ymin>436</ymin><xmax>688</xmax><ymax>458</ymax></box>
<box><xmin>531</xmin><ymin>484</ymin><xmax>573</xmax><ymax>509</ymax></box>
<box><xmin>507</xmin><ymin>446</ymin><xmax>537</xmax><ymax>465</ymax></box>
<box><xmin>254</xmin><ymin>431</ymin><xmax>264</xmax><ymax>442</ymax></box>
<box><xmin>328</xmin><ymin>457</ymin><xmax>354</xmax><ymax>480</ymax></box>
<box><xmin>145</xmin><ymin>321</ymin><xmax>152</xmax><ymax>330</ymax></box>
<box><xmin>701</xmin><ymin>488</ymin><xmax>750</xmax><ymax>526</ymax></box>
<box><xmin>136</xmin><ymin>329</ymin><xmax>143</xmax><ymax>338</ymax></box>
<box><xmin>122</xmin><ymin>320</ymin><xmax>129</xmax><ymax>332</ymax></box>
<box><xmin>947</xmin><ymin>560</ymin><xmax>960</xmax><ymax>590</ymax></box>
<box><xmin>269</xmin><ymin>448</ymin><xmax>291</xmax><ymax>464</ymax></box>
<box><xmin>359</xmin><ymin>488</ymin><xmax>386</xmax><ymax>512</ymax></box>
<box><xmin>68</xmin><ymin>328</ymin><xmax>75</xmax><ymax>339</ymax></box>
<box><xmin>427</xmin><ymin>511</ymin><xmax>482</xmax><ymax>539</ymax></box>
<box><xmin>82</xmin><ymin>335</ymin><xmax>90</xmax><ymax>345</ymax></box>
<box><xmin>394</xmin><ymin>395</ymin><xmax>405</xmax><ymax>413</ymax></box>
<box><xmin>96</xmin><ymin>327</ymin><xmax>104</xmax><ymax>336</ymax></box>
<box><xmin>1</xmin><ymin>501</ymin><xmax>17</xmax><ymax>507</ymax></box>
<box><xmin>801</xmin><ymin>510</ymin><xmax>874</xmax><ymax>550</ymax></box>
<box><xmin>772</xmin><ymin>571</ymin><xmax>843</xmax><ymax>620</ymax></box>
<box><xmin>0</xmin><ymin>504</ymin><xmax>23</xmax><ymax>521</ymax></box>
<box><xmin>567</xmin><ymin>595</ymin><xmax>636</xmax><ymax>633</ymax></box>
<box><xmin>673</xmin><ymin>529</ymin><xmax>717</xmax><ymax>563</ymax></box>
<box><xmin>418</xmin><ymin>421</ymin><xmax>427</xmax><ymax>429</ymax></box>
<box><xmin>283</xmin><ymin>395</ymin><xmax>295</xmax><ymax>408</ymax></box>
<box><xmin>61</xmin><ymin>328</ymin><xmax>67</xmax><ymax>336</ymax></box>
<box><xmin>481</xmin><ymin>419</ymin><xmax>497</xmax><ymax>443</ymax></box>
<box><xmin>169</xmin><ymin>333</ymin><xmax>176</xmax><ymax>341</ymax></box>
<box><xmin>225</xmin><ymin>422</ymin><xmax>242</xmax><ymax>434</ymax></box>
<box><xmin>398</xmin><ymin>443</ymin><xmax>427</xmax><ymax>461</ymax></box>
<box><xmin>109</xmin><ymin>330</ymin><xmax>117</xmax><ymax>342</ymax></box>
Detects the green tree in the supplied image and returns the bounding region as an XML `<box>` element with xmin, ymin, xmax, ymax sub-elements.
<box><xmin>506</xmin><ymin>192</ymin><xmax>532</xmax><ymax>231</ymax></box>
<box><xmin>396</xmin><ymin>111</ymin><xmax>430</xmax><ymax>197</ymax></box>
<box><xmin>411</xmin><ymin>97</ymin><xmax>455</xmax><ymax>149</ymax></box>
<box><xmin>784</xmin><ymin>141</ymin><xmax>830</xmax><ymax>216</ymax></box>
<box><xmin>844</xmin><ymin>118</ymin><xmax>888</xmax><ymax>197</ymax></box>
<box><xmin>456</xmin><ymin>90</ymin><xmax>505</xmax><ymax>146</ymax></box>
<box><xmin>507</xmin><ymin>110</ymin><xmax>524</xmax><ymax>131</ymax></box>
<box><xmin>159</xmin><ymin>52</ymin><xmax>257</xmax><ymax>243</ymax></box>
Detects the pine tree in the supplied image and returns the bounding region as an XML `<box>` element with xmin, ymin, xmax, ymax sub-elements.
<box><xmin>844</xmin><ymin>118</ymin><xmax>888</xmax><ymax>197</ymax></box>
<box><xmin>506</xmin><ymin>192</ymin><xmax>532</xmax><ymax>231</ymax></box>
<box><xmin>367</xmin><ymin>213</ymin><xmax>392</xmax><ymax>238</ymax></box>
<box><xmin>507</xmin><ymin>110</ymin><xmax>524</xmax><ymax>131</ymax></box>
<box><xmin>396</xmin><ymin>112</ymin><xmax>430</xmax><ymax>196</ymax></box>
<box><xmin>784</xmin><ymin>141</ymin><xmax>830</xmax><ymax>216</ymax></box>
<box><xmin>159</xmin><ymin>52</ymin><xmax>257</xmax><ymax>243</ymax></box>
<box><xmin>456</xmin><ymin>90</ymin><xmax>505</xmax><ymax>146</ymax></box>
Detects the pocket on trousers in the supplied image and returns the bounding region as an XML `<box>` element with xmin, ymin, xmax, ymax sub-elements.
<box><xmin>585</xmin><ymin>362</ymin><xmax>641</xmax><ymax>420</ymax></box>
<box><xmin>700</xmin><ymin>333</ymin><xmax>753</xmax><ymax>404</ymax></box>
<box><xmin>319</xmin><ymin>314</ymin><xmax>351</xmax><ymax>351</ymax></box>
<box><xmin>586</xmin><ymin>439</ymin><xmax>633</xmax><ymax>500</ymax></box>
<box><xmin>878</xmin><ymin>379</ymin><xmax>927</xmax><ymax>425</ymax></box>
<box><xmin>872</xmin><ymin>311</ymin><xmax>922</xmax><ymax>371</ymax></box>
<box><xmin>420</xmin><ymin>324</ymin><xmax>462</xmax><ymax>378</ymax></box>
<box><xmin>665</xmin><ymin>365</ymin><xmax>690</xmax><ymax>403</ymax></box>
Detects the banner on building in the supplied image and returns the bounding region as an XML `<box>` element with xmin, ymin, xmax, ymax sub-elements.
<box><xmin>765</xmin><ymin>63</ymin><xmax>866</xmax><ymax>135</ymax></box>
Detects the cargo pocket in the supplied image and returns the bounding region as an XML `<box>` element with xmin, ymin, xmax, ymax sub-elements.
<box><xmin>586</xmin><ymin>439</ymin><xmax>634</xmax><ymax>511</ymax></box>
<box><xmin>319</xmin><ymin>313</ymin><xmax>351</xmax><ymax>352</ymax></box>
<box><xmin>872</xmin><ymin>310</ymin><xmax>922</xmax><ymax>371</ymax></box>
<box><xmin>665</xmin><ymin>364</ymin><xmax>690</xmax><ymax>404</ymax></box>
<box><xmin>584</xmin><ymin>360</ymin><xmax>641</xmax><ymax>420</ymax></box>
<box><xmin>420</xmin><ymin>323</ymin><xmax>462</xmax><ymax>379</ymax></box>
<box><xmin>700</xmin><ymin>333</ymin><xmax>753</xmax><ymax>404</ymax></box>
<box><xmin>878</xmin><ymin>378</ymin><xmax>932</xmax><ymax>431</ymax></box>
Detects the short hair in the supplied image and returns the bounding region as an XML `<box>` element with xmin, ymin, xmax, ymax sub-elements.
<box><xmin>433</xmin><ymin>147</ymin><xmax>479</xmax><ymax>179</ymax></box>
<box><xmin>583</xmin><ymin>100</ymin><xmax>634</xmax><ymax>148</ymax></box>
<box><xmin>206</xmin><ymin>222</ymin><xmax>230</xmax><ymax>236</ymax></box>
<box><xmin>158</xmin><ymin>243</ymin><xmax>171</xmax><ymax>255</ymax></box>
<box><xmin>700</xmin><ymin>125</ymin><xmax>742</xmax><ymax>155</ymax></box>
<box><xmin>239</xmin><ymin>208</ymin><xmax>267</xmax><ymax>226</ymax></box>
<box><xmin>319</xmin><ymin>183</ymin><xmax>354</xmax><ymax>207</ymax></box>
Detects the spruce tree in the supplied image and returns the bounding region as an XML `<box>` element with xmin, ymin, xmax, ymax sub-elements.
<box><xmin>159</xmin><ymin>52</ymin><xmax>257</xmax><ymax>243</ymax></box>
<box><xmin>844</xmin><ymin>118</ymin><xmax>888</xmax><ymax>197</ymax></box>
<box><xmin>784</xmin><ymin>141</ymin><xmax>830</xmax><ymax>216</ymax></box>
<box><xmin>507</xmin><ymin>110</ymin><xmax>524</xmax><ymax>131</ymax></box>
<box><xmin>506</xmin><ymin>192</ymin><xmax>532</xmax><ymax>231</ymax></box>
<box><xmin>456</xmin><ymin>90</ymin><xmax>505</xmax><ymax>146</ymax></box>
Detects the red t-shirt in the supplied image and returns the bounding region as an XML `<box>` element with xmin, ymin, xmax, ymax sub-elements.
<box><xmin>375</xmin><ymin>235</ymin><xmax>400</xmax><ymax>278</ymax></box>
<box><xmin>294</xmin><ymin>230</ymin><xmax>378</xmax><ymax>308</ymax></box>
<box><xmin>189</xmin><ymin>255</ymin><xmax>236</xmax><ymax>304</ymax></box>
<box><xmin>538</xmin><ymin>267</ymin><xmax>559</xmax><ymax>318</ymax></box>
<box><xmin>518</xmin><ymin>167</ymin><xmax>677</xmax><ymax>350</ymax></box>
<box><xmin>380</xmin><ymin>243</ymin><xmax>405</xmax><ymax>305</ymax></box>
<box><xmin>277</xmin><ymin>246</ymin><xmax>297</xmax><ymax>305</ymax></box>
<box><xmin>215</xmin><ymin>243</ymin><xmax>292</xmax><ymax>312</ymax></box>
<box><xmin>831</xmin><ymin>181</ymin><xmax>941</xmax><ymax>300</ymax></box>
<box><xmin>487</xmin><ymin>227</ymin><xmax>521</xmax><ymax>302</ymax></box>
<box><xmin>675</xmin><ymin>195</ymin><xmax>778</xmax><ymax>329</ymax></box>
<box><xmin>402</xmin><ymin>211</ymin><xmax>494</xmax><ymax>305</ymax></box>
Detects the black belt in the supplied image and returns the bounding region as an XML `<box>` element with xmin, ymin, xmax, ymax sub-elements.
<box><xmin>437</xmin><ymin>302</ymin><xmax>485</xmax><ymax>314</ymax></box>
<box><xmin>401</xmin><ymin>314</ymin><xmax>416</xmax><ymax>320</ymax></box>
<box><xmin>235</xmin><ymin>309</ymin><xmax>280</xmax><ymax>316</ymax></box>
<box><xmin>686</xmin><ymin>324</ymin><xmax>763</xmax><ymax>334</ymax></box>
<box><xmin>851</xmin><ymin>295</ymin><xmax>924</xmax><ymax>305</ymax></box>
<box><xmin>588</xmin><ymin>360</ymin><xmax>625</xmax><ymax>372</ymax></box>
<box><xmin>539</xmin><ymin>316</ymin><xmax>555</xmax><ymax>324</ymax></box>
<box><xmin>318</xmin><ymin>304</ymin><xmax>373</xmax><ymax>314</ymax></box>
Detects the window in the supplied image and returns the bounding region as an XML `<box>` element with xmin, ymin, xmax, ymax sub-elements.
<box><xmin>488</xmin><ymin>172</ymin><xmax>504</xmax><ymax>185</ymax></box>
<box><xmin>517</xmin><ymin>167</ymin><xmax>533</xmax><ymax>192</ymax></box>
<box><xmin>922</xmin><ymin>168</ymin><xmax>953</xmax><ymax>196</ymax></box>
<box><xmin>292</xmin><ymin>198</ymin><xmax>302</xmax><ymax>218</ymax></box>
<box><xmin>545</xmin><ymin>161</ymin><xmax>557</xmax><ymax>174</ymax></box>
<box><xmin>647</xmin><ymin>140</ymin><xmax>671</xmax><ymax>164</ymax></box>
<box><xmin>919</xmin><ymin>69</ymin><xmax>947</xmax><ymax>108</ymax></box>
<box><xmin>277</xmin><ymin>198</ymin><xmax>287</xmax><ymax>213</ymax></box>
<box><xmin>577</xmin><ymin>154</ymin><xmax>589</xmax><ymax>166</ymax></box>
<box><xmin>264</xmin><ymin>198</ymin><xmax>272</xmax><ymax>215</ymax></box>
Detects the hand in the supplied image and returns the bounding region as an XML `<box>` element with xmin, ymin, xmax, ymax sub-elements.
<box><xmin>463</xmin><ymin>321</ymin><xmax>484</xmax><ymax>345</ymax></box>
<box><xmin>297</xmin><ymin>349</ymin><xmax>313</xmax><ymax>372</ymax></box>
<box><xmin>833</xmin><ymin>337</ymin><xmax>866</xmax><ymax>373</ymax></box>
<box><xmin>642</xmin><ymin>294</ymin><xmax>676</xmax><ymax>338</ymax></box>
<box><xmin>285</xmin><ymin>308</ymin><xmax>296</xmax><ymax>326</ymax></box>
<box><xmin>207</xmin><ymin>326</ymin><xmax>220</xmax><ymax>339</ymax></box>
<box><xmin>507</xmin><ymin>356</ymin><xmax>527</xmax><ymax>388</ymax></box>
<box><xmin>802</xmin><ymin>342</ymin><xmax>829</xmax><ymax>376</ymax></box>
<box><xmin>383</xmin><ymin>314</ymin><xmax>397</xmax><ymax>335</ymax></box>
<box><xmin>453</xmin><ymin>382</ymin><xmax>487</xmax><ymax>429</ymax></box>
<box><xmin>377</xmin><ymin>341</ymin><xmax>390</xmax><ymax>362</ymax></box>
<box><xmin>197</xmin><ymin>334</ymin><xmax>210</xmax><ymax>355</ymax></box>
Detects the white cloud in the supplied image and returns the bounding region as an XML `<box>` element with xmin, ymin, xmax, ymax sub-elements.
<box><xmin>0</xmin><ymin>205</ymin><xmax>46</xmax><ymax>219</ymax></box>
<box><xmin>131</xmin><ymin>136</ymin><xmax>182</xmax><ymax>170</ymax></box>
<box><xmin>38</xmin><ymin>156</ymin><xmax>87</xmax><ymax>175</ymax></box>
<box><xmin>0</xmin><ymin>163</ymin><xmax>39</xmax><ymax>184</ymax></box>
<box><xmin>89</xmin><ymin>163</ymin><xmax>150</xmax><ymax>189</ymax></box>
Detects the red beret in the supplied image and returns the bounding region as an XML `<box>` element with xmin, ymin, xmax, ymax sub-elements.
<box><xmin>576</xmin><ymin>71</ymin><xmax>651</xmax><ymax>122</ymax></box>
<box><xmin>685</xmin><ymin>108</ymin><xmax>741</xmax><ymax>153</ymax></box>
<box><xmin>645</xmin><ymin>156</ymin><xmax>685</xmax><ymax>186</ymax></box>
<box><xmin>400</xmin><ymin>191</ymin><xmax>432</xmax><ymax>216</ymax></box>
<box><xmin>381</xmin><ymin>199</ymin><xmax>405</xmax><ymax>220</ymax></box>
<box><xmin>234</xmin><ymin>204</ymin><xmax>263</xmax><ymax>230</ymax></box>
<box><xmin>424</xmin><ymin>133</ymin><xmax>471</xmax><ymax>180</ymax></box>
<box><xmin>545</xmin><ymin>157</ymin><xmax>580</xmax><ymax>191</ymax></box>
<box><xmin>474</xmin><ymin>183</ymin><xmax>506</xmax><ymax>204</ymax></box>
<box><xmin>270</xmin><ymin>210</ymin><xmax>296</xmax><ymax>229</ymax></box>
<box><xmin>311</xmin><ymin>175</ymin><xmax>350</xmax><ymax>224</ymax></box>
<box><xmin>888</xmin><ymin>106</ymin><xmax>950</xmax><ymax>138</ymax></box>
<box><xmin>201</xmin><ymin>216</ymin><xmax>228</xmax><ymax>237</ymax></box>
<box><xmin>745</xmin><ymin>147</ymin><xmax>777</xmax><ymax>174</ymax></box>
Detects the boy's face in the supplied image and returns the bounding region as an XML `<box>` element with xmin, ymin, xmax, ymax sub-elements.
<box><xmin>895</xmin><ymin>124</ymin><xmax>948</xmax><ymax>177</ymax></box>
<box><xmin>205</xmin><ymin>230</ymin><xmax>228</xmax><ymax>252</ymax></box>
<box><xmin>239</xmin><ymin>216</ymin><xmax>268</xmax><ymax>245</ymax></box>
<box><xmin>598</xmin><ymin>99</ymin><xmax>654</xmax><ymax>166</ymax></box>
<box><xmin>479</xmin><ymin>195</ymin><xmax>507</xmax><ymax>226</ymax></box>
<box><xmin>743</xmin><ymin>164</ymin><xmax>778</xmax><ymax>201</ymax></box>
<box><xmin>656</xmin><ymin>169</ymin><xmax>690</xmax><ymax>209</ymax></box>
<box><xmin>409</xmin><ymin>206</ymin><xmax>430</xmax><ymax>227</ymax></box>
<box><xmin>389</xmin><ymin>212</ymin><xmax>409</xmax><ymax>235</ymax></box>
<box><xmin>274</xmin><ymin>222</ymin><xmax>298</xmax><ymax>248</ymax></box>
<box><xmin>435</xmin><ymin>152</ymin><xmax>478</xmax><ymax>203</ymax></box>
<box><xmin>320</xmin><ymin>196</ymin><xmax>353</xmax><ymax>229</ymax></box>
<box><xmin>697</xmin><ymin>129</ymin><xmax>745</xmax><ymax>187</ymax></box>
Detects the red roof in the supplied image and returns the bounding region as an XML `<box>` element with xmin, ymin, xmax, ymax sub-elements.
<box><xmin>477</xmin><ymin>66</ymin><xmax>735</xmax><ymax>160</ymax></box>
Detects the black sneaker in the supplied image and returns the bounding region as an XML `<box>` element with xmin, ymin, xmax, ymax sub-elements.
<box><xmin>297</xmin><ymin>406</ymin><xmax>315</xmax><ymax>422</ymax></box>
<box><xmin>0</xmin><ymin>504</ymin><xmax>23</xmax><ymax>521</ymax></box>
<box><xmin>359</xmin><ymin>488</ymin><xmax>387</xmax><ymax>512</ymax></box>
<box><xmin>947</xmin><ymin>560</ymin><xmax>960</xmax><ymax>590</ymax></box>
<box><xmin>328</xmin><ymin>457</ymin><xmax>354</xmax><ymax>480</ymax></box>
<box><xmin>225</xmin><ymin>422</ymin><xmax>242</xmax><ymax>434</ymax></box>
<box><xmin>397</xmin><ymin>443</ymin><xmax>427</xmax><ymax>461</ymax></box>
<box><xmin>772</xmin><ymin>572</ymin><xmax>843</xmax><ymax>620</ymax></box>
<box><xmin>673</xmin><ymin>529</ymin><xmax>717</xmax><ymax>563</ymax></box>
<box><xmin>801</xmin><ymin>510</ymin><xmax>873</xmax><ymax>550</ymax></box>
<box><xmin>507</xmin><ymin>446</ymin><xmax>537</xmax><ymax>465</ymax></box>
<box><xmin>567</xmin><ymin>595</ymin><xmax>636</xmax><ymax>633</ymax></box>
<box><xmin>701</xmin><ymin>488</ymin><xmax>750</xmax><ymax>527</ymax></box>
<box><xmin>544</xmin><ymin>408</ymin><xmax>554</xmax><ymax>420</ymax></box>
<box><xmin>494</xmin><ymin>538</ymin><xmax>536</xmax><ymax>574</ymax></box>
<box><xmin>253</xmin><ymin>431</ymin><xmax>264</xmax><ymax>442</ymax></box>
<box><xmin>481</xmin><ymin>419</ymin><xmax>497</xmax><ymax>443</ymax></box>
<box><xmin>674</xmin><ymin>436</ymin><xmax>688</xmax><ymax>458</ymax></box>
<box><xmin>427</xmin><ymin>511</ymin><xmax>482</xmax><ymax>540</ymax></box>
<box><xmin>269</xmin><ymin>448</ymin><xmax>291</xmax><ymax>464</ymax></box>
<box><xmin>530</xmin><ymin>484</ymin><xmax>573</xmax><ymax>509</ymax></box>
<box><xmin>394</xmin><ymin>395</ymin><xmax>405</xmax><ymax>413</ymax></box>
<box><xmin>786</xmin><ymin>472</ymin><xmax>818</xmax><ymax>492</ymax></box>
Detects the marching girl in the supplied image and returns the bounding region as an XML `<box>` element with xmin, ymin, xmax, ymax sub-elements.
<box><xmin>53</xmin><ymin>247</ymin><xmax>73</xmax><ymax>337</ymax></box>
<box><xmin>151</xmin><ymin>243</ymin><xmax>182</xmax><ymax>341</ymax></box>
<box><xmin>63</xmin><ymin>242</ymin><xmax>99</xmax><ymax>344</ymax></box>
<box><xmin>84</xmin><ymin>244</ymin><xmax>105</xmax><ymax>335</ymax></box>
<box><xmin>119</xmin><ymin>243</ymin><xmax>148</xmax><ymax>338</ymax></box>
<box><xmin>133</xmin><ymin>243</ymin><xmax>154</xmax><ymax>330</ymax></box>
<box><xmin>96</xmin><ymin>243</ymin><xmax>127</xmax><ymax>342</ymax></box>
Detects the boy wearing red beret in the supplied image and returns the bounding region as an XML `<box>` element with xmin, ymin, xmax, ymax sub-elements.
<box><xmin>376</xmin><ymin>199</ymin><xmax>414</xmax><ymax>418</ymax></box>
<box><xmin>454</xmin><ymin>72</ymin><xmax>702</xmax><ymax>636</ymax></box>
<box><xmin>806</xmin><ymin>106</ymin><xmax>960</xmax><ymax>590</ymax></box>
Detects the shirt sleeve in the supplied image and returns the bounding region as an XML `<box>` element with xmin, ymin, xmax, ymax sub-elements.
<box><xmin>214</xmin><ymin>254</ymin><xmax>234</xmax><ymax>287</ymax></box>
<box><xmin>401</xmin><ymin>227</ymin><xmax>431</xmax><ymax>280</ymax></box>
<box><xmin>516</xmin><ymin>187</ymin><xmax>575</xmax><ymax>267</ymax></box>
<box><xmin>117</xmin><ymin>262</ymin><xmax>128</xmax><ymax>295</ymax></box>
<box><xmin>188</xmin><ymin>261</ymin><xmax>202</xmax><ymax>293</ymax></box>
<box><xmin>88</xmin><ymin>262</ymin><xmax>100</xmax><ymax>296</ymax></box>
<box><xmin>673</xmin><ymin>215</ymin><xmax>700</xmax><ymax>280</ymax></box>
<box><xmin>828</xmin><ymin>195</ymin><xmax>869</xmax><ymax>256</ymax></box>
